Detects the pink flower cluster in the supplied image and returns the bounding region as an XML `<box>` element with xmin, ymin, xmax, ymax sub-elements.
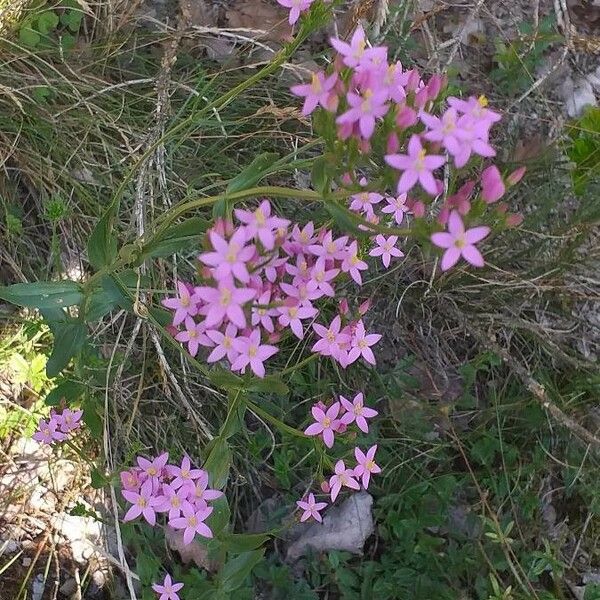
<box><xmin>33</xmin><ymin>408</ymin><xmax>82</xmax><ymax>444</ymax></box>
<box><xmin>291</xmin><ymin>25</ymin><xmax>526</xmax><ymax>272</ymax></box>
<box><xmin>296</xmin><ymin>444</ymin><xmax>381</xmax><ymax>521</ymax></box>
<box><xmin>162</xmin><ymin>200</ymin><xmax>382</xmax><ymax>377</ymax></box>
<box><xmin>296</xmin><ymin>392</ymin><xmax>381</xmax><ymax>522</ymax></box>
<box><xmin>304</xmin><ymin>392</ymin><xmax>377</xmax><ymax>448</ymax></box>
<box><xmin>120</xmin><ymin>452</ymin><xmax>223</xmax><ymax>545</ymax></box>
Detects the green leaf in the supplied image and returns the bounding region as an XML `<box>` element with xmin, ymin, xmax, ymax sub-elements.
<box><xmin>45</xmin><ymin>380</ymin><xmax>84</xmax><ymax>406</ymax></box>
<box><xmin>82</xmin><ymin>394</ymin><xmax>103</xmax><ymax>438</ymax></box>
<box><xmin>219</xmin><ymin>549</ymin><xmax>265</xmax><ymax>593</ymax></box>
<box><xmin>311</xmin><ymin>155</ymin><xmax>329</xmax><ymax>195</ymax></box>
<box><xmin>37</xmin><ymin>11</ymin><xmax>59</xmax><ymax>35</ymax></box>
<box><xmin>220</xmin><ymin>392</ymin><xmax>246</xmax><ymax>440</ymax></box>
<box><xmin>226</xmin><ymin>152</ymin><xmax>279</xmax><ymax>194</ymax></box>
<box><xmin>19</xmin><ymin>26</ymin><xmax>41</xmax><ymax>47</ymax></box>
<box><xmin>204</xmin><ymin>437</ymin><xmax>231</xmax><ymax>489</ymax></box>
<box><xmin>222</xmin><ymin>532</ymin><xmax>270</xmax><ymax>553</ymax></box>
<box><xmin>88</xmin><ymin>205</ymin><xmax>118</xmax><ymax>270</ymax></box>
<box><xmin>143</xmin><ymin>217</ymin><xmax>209</xmax><ymax>258</ymax></box>
<box><xmin>246</xmin><ymin>375</ymin><xmax>289</xmax><ymax>396</ymax></box>
<box><xmin>46</xmin><ymin>321</ymin><xmax>87</xmax><ymax>377</ymax></box>
<box><xmin>207</xmin><ymin>496</ymin><xmax>230</xmax><ymax>538</ymax></box>
<box><xmin>90</xmin><ymin>467</ymin><xmax>109</xmax><ymax>489</ymax></box>
<box><xmin>149</xmin><ymin>306</ymin><xmax>172</xmax><ymax>326</ymax></box>
<box><xmin>209</xmin><ymin>369</ymin><xmax>244</xmax><ymax>391</ymax></box>
<box><xmin>60</xmin><ymin>34</ymin><xmax>76</xmax><ymax>51</ymax></box>
<box><xmin>60</xmin><ymin>8</ymin><xmax>83</xmax><ymax>32</ymax></box>
<box><xmin>86</xmin><ymin>270</ymin><xmax>145</xmax><ymax>321</ymax></box>
<box><xmin>324</xmin><ymin>200</ymin><xmax>363</xmax><ymax>236</ymax></box>
<box><xmin>0</xmin><ymin>281</ymin><xmax>83</xmax><ymax>309</ymax></box>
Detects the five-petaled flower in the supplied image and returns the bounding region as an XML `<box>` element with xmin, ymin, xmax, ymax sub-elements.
<box><xmin>431</xmin><ymin>211</ymin><xmax>490</xmax><ymax>271</ymax></box>
<box><xmin>169</xmin><ymin>503</ymin><xmax>214</xmax><ymax>545</ymax></box>
<box><xmin>329</xmin><ymin>459</ymin><xmax>360</xmax><ymax>502</ymax></box>
<box><xmin>152</xmin><ymin>574</ymin><xmax>184</xmax><ymax>600</ymax></box>
<box><xmin>354</xmin><ymin>445</ymin><xmax>381</xmax><ymax>488</ymax></box>
<box><xmin>304</xmin><ymin>402</ymin><xmax>341</xmax><ymax>448</ymax></box>
<box><xmin>340</xmin><ymin>392</ymin><xmax>378</xmax><ymax>433</ymax></box>
<box><xmin>296</xmin><ymin>493</ymin><xmax>328</xmax><ymax>522</ymax></box>
<box><xmin>369</xmin><ymin>235</ymin><xmax>404</xmax><ymax>269</ymax></box>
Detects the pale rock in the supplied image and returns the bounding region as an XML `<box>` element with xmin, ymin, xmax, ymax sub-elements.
<box><xmin>31</xmin><ymin>573</ymin><xmax>46</xmax><ymax>600</ymax></box>
<box><xmin>562</xmin><ymin>76</ymin><xmax>597</xmax><ymax>118</ymax></box>
<box><xmin>286</xmin><ymin>492</ymin><xmax>374</xmax><ymax>561</ymax></box>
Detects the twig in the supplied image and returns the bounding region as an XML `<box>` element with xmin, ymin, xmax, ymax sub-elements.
<box><xmin>469</xmin><ymin>326</ymin><xmax>600</xmax><ymax>451</ymax></box>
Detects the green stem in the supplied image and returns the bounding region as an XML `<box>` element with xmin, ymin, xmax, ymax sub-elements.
<box><xmin>246</xmin><ymin>399</ymin><xmax>306</xmax><ymax>440</ymax></box>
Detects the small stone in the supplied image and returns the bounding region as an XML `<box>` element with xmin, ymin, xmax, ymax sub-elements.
<box><xmin>32</xmin><ymin>573</ymin><xmax>46</xmax><ymax>600</ymax></box>
<box><xmin>22</xmin><ymin>557</ymin><xmax>32</xmax><ymax>566</ymax></box>
<box><xmin>0</xmin><ymin>539</ymin><xmax>20</xmax><ymax>554</ymax></box>
<box><xmin>59</xmin><ymin>578</ymin><xmax>78</xmax><ymax>596</ymax></box>
<box><xmin>562</xmin><ymin>76</ymin><xmax>597</xmax><ymax>118</ymax></box>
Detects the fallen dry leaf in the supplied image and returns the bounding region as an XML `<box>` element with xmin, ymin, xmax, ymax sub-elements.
<box><xmin>286</xmin><ymin>492</ymin><xmax>374</xmax><ymax>561</ymax></box>
<box><xmin>225</xmin><ymin>0</ymin><xmax>292</xmax><ymax>43</ymax></box>
<box><xmin>165</xmin><ymin>527</ymin><xmax>220</xmax><ymax>572</ymax></box>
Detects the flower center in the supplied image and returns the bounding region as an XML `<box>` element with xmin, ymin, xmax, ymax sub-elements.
<box><xmin>172</xmin><ymin>497</ymin><xmax>181</xmax><ymax>507</ymax></box>
<box><xmin>147</xmin><ymin>467</ymin><xmax>157</xmax><ymax>476</ymax></box>
<box><xmin>350</xmin><ymin>254</ymin><xmax>360</xmax><ymax>266</ymax></box>
<box><xmin>326</xmin><ymin>330</ymin><xmax>336</xmax><ymax>342</ymax></box>
<box><xmin>326</xmin><ymin>241</ymin><xmax>337</xmax><ymax>254</ymax></box>
<box><xmin>225</xmin><ymin>243</ymin><xmax>239</xmax><ymax>263</ymax></box>
<box><xmin>181</xmin><ymin>469</ymin><xmax>190</xmax><ymax>478</ymax></box>
<box><xmin>187</xmin><ymin>515</ymin><xmax>198</xmax><ymax>527</ymax></box>
<box><xmin>358</xmin><ymin>339</ymin><xmax>368</xmax><ymax>349</ymax></box>
<box><xmin>300</xmin><ymin>231</ymin><xmax>309</xmax><ymax>242</ymax></box>
<box><xmin>323</xmin><ymin>417</ymin><xmax>331</xmax><ymax>428</ymax></box>
<box><xmin>255</xmin><ymin>209</ymin><xmax>266</xmax><ymax>227</ymax></box>
<box><xmin>138</xmin><ymin>498</ymin><xmax>147</xmax><ymax>508</ymax></box>
<box><xmin>455</xmin><ymin>236</ymin><xmax>466</xmax><ymax>249</ymax></box>
<box><xmin>339</xmin><ymin>473</ymin><xmax>348</xmax><ymax>485</ymax></box>
<box><xmin>181</xmin><ymin>295</ymin><xmax>190</xmax><ymax>307</ymax></box>
<box><xmin>189</xmin><ymin>329</ymin><xmax>197</xmax><ymax>338</ymax></box>
<box><xmin>248</xmin><ymin>345</ymin><xmax>258</xmax><ymax>358</ymax></box>
<box><xmin>361</xmin><ymin>89</ymin><xmax>373</xmax><ymax>113</ymax></box>
<box><xmin>311</xmin><ymin>73</ymin><xmax>322</xmax><ymax>94</ymax></box>
<box><xmin>478</xmin><ymin>94</ymin><xmax>488</xmax><ymax>108</ymax></box>
<box><xmin>354</xmin><ymin>39</ymin><xmax>366</xmax><ymax>58</ymax></box>
<box><xmin>315</xmin><ymin>271</ymin><xmax>324</xmax><ymax>283</ymax></box>
<box><xmin>289</xmin><ymin>306</ymin><xmax>298</xmax><ymax>318</ymax></box>
<box><xmin>220</xmin><ymin>288</ymin><xmax>232</xmax><ymax>306</ymax></box>
<box><xmin>223</xmin><ymin>336</ymin><xmax>232</xmax><ymax>349</ymax></box>
<box><xmin>354</xmin><ymin>404</ymin><xmax>363</xmax><ymax>415</ymax></box>
<box><xmin>366</xmin><ymin>460</ymin><xmax>375</xmax><ymax>470</ymax></box>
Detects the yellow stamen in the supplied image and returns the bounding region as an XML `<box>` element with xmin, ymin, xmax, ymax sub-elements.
<box><xmin>478</xmin><ymin>94</ymin><xmax>488</xmax><ymax>107</ymax></box>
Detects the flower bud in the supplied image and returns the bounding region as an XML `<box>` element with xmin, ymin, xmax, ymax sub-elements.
<box><xmin>507</xmin><ymin>166</ymin><xmax>526</xmax><ymax>185</ymax></box>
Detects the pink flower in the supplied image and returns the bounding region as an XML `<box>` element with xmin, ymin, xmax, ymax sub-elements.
<box><xmin>170</xmin><ymin>456</ymin><xmax>204</xmax><ymax>490</ymax></box>
<box><xmin>354</xmin><ymin>445</ymin><xmax>381</xmax><ymax>488</ymax></box>
<box><xmin>277</xmin><ymin>301</ymin><xmax>318</xmax><ymax>339</ymax></box>
<box><xmin>120</xmin><ymin>469</ymin><xmax>140</xmax><ymax>492</ymax></box>
<box><xmin>199</xmin><ymin>229</ymin><xmax>254</xmax><ymax>283</ymax></box>
<box><xmin>162</xmin><ymin>281</ymin><xmax>201</xmax><ymax>327</ymax></box>
<box><xmin>175</xmin><ymin>317</ymin><xmax>211</xmax><ymax>357</ymax></box>
<box><xmin>33</xmin><ymin>417</ymin><xmax>67</xmax><ymax>444</ymax></box>
<box><xmin>137</xmin><ymin>452</ymin><xmax>169</xmax><ymax>481</ymax></box>
<box><xmin>235</xmin><ymin>200</ymin><xmax>290</xmax><ymax>250</ymax></box>
<box><xmin>304</xmin><ymin>402</ymin><xmax>341</xmax><ymax>448</ymax></box>
<box><xmin>206</xmin><ymin>324</ymin><xmax>239</xmax><ymax>363</ymax></box>
<box><xmin>431</xmin><ymin>210</ymin><xmax>490</xmax><ymax>271</ymax></box>
<box><xmin>56</xmin><ymin>408</ymin><xmax>83</xmax><ymax>433</ymax></box>
<box><xmin>152</xmin><ymin>574</ymin><xmax>184</xmax><ymax>600</ymax></box>
<box><xmin>251</xmin><ymin>289</ymin><xmax>276</xmax><ymax>333</ymax></box>
<box><xmin>341</xmin><ymin>241</ymin><xmax>368</xmax><ymax>284</ymax></box>
<box><xmin>381</xmin><ymin>193</ymin><xmax>410</xmax><ymax>224</ymax></box>
<box><xmin>188</xmin><ymin>470</ymin><xmax>223</xmax><ymax>509</ymax></box>
<box><xmin>385</xmin><ymin>135</ymin><xmax>445</xmax><ymax>195</ymax></box>
<box><xmin>481</xmin><ymin>165</ymin><xmax>506</xmax><ymax>203</ymax></box>
<box><xmin>169</xmin><ymin>503</ymin><xmax>213</xmax><ymax>545</ymax></box>
<box><xmin>296</xmin><ymin>493</ymin><xmax>328</xmax><ymax>522</ymax></box>
<box><xmin>330</xmin><ymin>25</ymin><xmax>374</xmax><ymax>68</ymax></box>
<box><xmin>349</xmin><ymin>189</ymin><xmax>383</xmax><ymax>217</ymax></box>
<box><xmin>231</xmin><ymin>329</ymin><xmax>278</xmax><ymax>378</ymax></box>
<box><xmin>277</xmin><ymin>0</ymin><xmax>314</xmax><ymax>25</ymax></box>
<box><xmin>156</xmin><ymin>483</ymin><xmax>192</xmax><ymax>520</ymax></box>
<box><xmin>289</xmin><ymin>221</ymin><xmax>317</xmax><ymax>252</ymax></box>
<box><xmin>421</xmin><ymin>107</ymin><xmax>463</xmax><ymax>156</ymax></box>
<box><xmin>122</xmin><ymin>479</ymin><xmax>161</xmax><ymax>525</ymax></box>
<box><xmin>309</xmin><ymin>257</ymin><xmax>339</xmax><ymax>298</ymax></box>
<box><xmin>329</xmin><ymin>459</ymin><xmax>360</xmax><ymax>502</ymax></box>
<box><xmin>336</xmin><ymin>88</ymin><xmax>389</xmax><ymax>139</ymax></box>
<box><xmin>348</xmin><ymin>321</ymin><xmax>381</xmax><ymax>365</ymax></box>
<box><xmin>369</xmin><ymin>235</ymin><xmax>404</xmax><ymax>268</ymax></box>
<box><xmin>448</xmin><ymin>95</ymin><xmax>502</xmax><ymax>129</ymax></box>
<box><xmin>312</xmin><ymin>315</ymin><xmax>351</xmax><ymax>359</ymax></box>
<box><xmin>197</xmin><ymin>278</ymin><xmax>256</xmax><ymax>329</ymax></box>
<box><xmin>340</xmin><ymin>392</ymin><xmax>378</xmax><ymax>433</ymax></box>
<box><xmin>308</xmin><ymin>230</ymin><xmax>348</xmax><ymax>261</ymax></box>
<box><xmin>291</xmin><ymin>71</ymin><xmax>338</xmax><ymax>115</ymax></box>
